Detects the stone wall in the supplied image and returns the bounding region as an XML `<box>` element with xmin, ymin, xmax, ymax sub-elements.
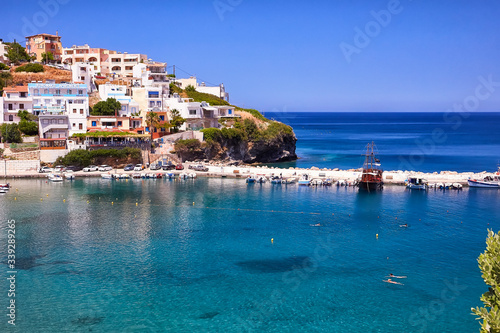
<box><xmin>40</xmin><ymin>149</ymin><xmax>69</xmax><ymax>163</ymax></box>
<box><xmin>0</xmin><ymin>160</ymin><xmax>40</xmax><ymax>174</ymax></box>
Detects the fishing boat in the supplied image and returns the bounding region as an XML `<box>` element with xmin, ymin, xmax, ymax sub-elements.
<box><xmin>468</xmin><ymin>168</ymin><xmax>500</xmax><ymax>188</ymax></box>
<box><xmin>405</xmin><ymin>177</ymin><xmax>428</xmax><ymax>190</ymax></box>
<box><xmin>270</xmin><ymin>176</ymin><xmax>282</xmax><ymax>184</ymax></box>
<box><xmin>298</xmin><ymin>174</ymin><xmax>311</xmax><ymax>186</ymax></box>
<box><xmin>256</xmin><ymin>175</ymin><xmax>267</xmax><ymax>183</ymax></box>
<box><xmin>48</xmin><ymin>173</ymin><xmax>63</xmax><ymax>182</ymax></box>
<box><xmin>357</xmin><ymin>142</ymin><xmax>383</xmax><ymax>192</ymax></box>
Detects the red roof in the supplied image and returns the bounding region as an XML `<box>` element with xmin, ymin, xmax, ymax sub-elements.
<box><xmin>3</xmin><ymin>85</ymin><xmax>28</xmax><ymax>93</ymax></box>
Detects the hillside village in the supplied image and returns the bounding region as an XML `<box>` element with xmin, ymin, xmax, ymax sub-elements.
<box><xmin>0</xmin><ymin>32</ymin><xmax>296</xmax><ymax>165</ymax></box>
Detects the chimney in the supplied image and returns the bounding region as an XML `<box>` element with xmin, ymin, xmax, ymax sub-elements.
<box><xmin>56</xmin><ymin>31</ymin><xmax>59</xmax><ymax>36</ymax></box>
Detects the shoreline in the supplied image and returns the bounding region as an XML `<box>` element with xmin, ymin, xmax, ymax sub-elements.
<box><xmin>1</xmin><ymin>163</ymin><xmax>495</xmax><ymax>186</ymax></box>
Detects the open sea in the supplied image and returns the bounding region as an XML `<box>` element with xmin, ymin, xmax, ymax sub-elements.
<box><xmin>0</xmin><ymin>112</ymin><xmax>499</xmax><ymax>332</ymax></box>
<box><xmin>264</xmin><ymin>112</ymin><xmax>500</xmax><ymax>173</ymax></box>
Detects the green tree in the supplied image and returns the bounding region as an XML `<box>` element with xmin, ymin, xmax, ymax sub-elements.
<box><xmin>91</xmin><ymin>98</ymin><xmax>122</xmax><ymax>116</ymax></box>
<box><xmin>170</xmin><ymin>109</ymin><xmax>185</xmax><ymax>133</ymax></box>
<box><xmin>17</xmin><ymin>110</ymin><xmax>38</xmax><ymax>122</ymax></box>
<box><xmin>472</xmin><ymin>229</ymin><xmax>500</xmax><ymax>332</ymax></box>
<box><xmin>0</xmin><ymin>123</ymin><xmax>22</xmax><ymax>143</ymax></box>
<box><xmin>185</xmin><ymin>84</ymin><xmax>196</xmax><ymax>92</ymax></box>
<box><xmin>15</xmin><ymin>63</ymin><xmax>44</xmax><ymax>73</ymax></box>
<box><xmin>0</xmin><ymin>71</ymin><xmax>13</xmax><ymax>94</ymax></box>
<box><xmin>5</xmin><ymin>42</ymin><xmax>31</xmax><ymax>64</ymax></box>
<box><xmin>18</xmin><ymin>120</ymin><xmax>39</xmax><ymax>136</ymax></box>
<box><xmin>0</xmin><ymin>63</ymin><xmax>9</xmax><ymax>70</ymax></box>
<box><xmin>41</xmin><ymin>51</ymin><xmax>54</xmax><ymax>64</ymax></box>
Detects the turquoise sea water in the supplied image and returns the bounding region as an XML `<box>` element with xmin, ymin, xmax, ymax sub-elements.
<box><xmin>1</xmin><ymin>178</ymin><xmax>499</xmax><ymax>332</ymax></box>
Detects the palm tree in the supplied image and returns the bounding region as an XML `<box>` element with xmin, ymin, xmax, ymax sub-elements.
<box><xmin>145</xmin><ymin>111</ymin><xmax>160</xmax><ymax>144</ymax></box>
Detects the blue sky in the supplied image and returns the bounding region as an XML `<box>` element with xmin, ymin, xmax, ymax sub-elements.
<box><xmin>2</xmin><ymin>0</ymin><xmax>500</xmax><ymax>112</ymax></box>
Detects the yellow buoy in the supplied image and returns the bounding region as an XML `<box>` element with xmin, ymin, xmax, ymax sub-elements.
<box><xmin>271</xmin><ymin>238</ymin><xmax>274</xmax><ymax>243</ymax></box>
<box><xmin>46</xmin><ymin>194</ymin><xmax>49</xmax><ymax>197</ymax></box>
<box><xmin>14</xmin><ymin>197</ymin><xmax>16</xmax><ymax>200</ymax></box>
<box><xmin>111</xmin><ymin>202</ymin><xmax>114</xmax><ymax>205</ymax></box>
<box><xmin>63</xmin><ymin>199</ymin><xmax>65</xmax><ymax>203</ymax></box>
<box><xmin>193</xmin><ymin>202</ymin><xmax>195</xmax><ymax>206</ymax></box>
<box><xmin>136</xmin><ymin>202</ymin><xmax>138</xmax><ymax>206</ymax></box>
<box><xmin>40</xmin><ymin>198</ymin><xmax>43</xmax><ymax>201</ymax></box>
<box><xmin>376</xmin><ymin>234</ymin><xmax>379</xmax><ymax>238</ymax></box>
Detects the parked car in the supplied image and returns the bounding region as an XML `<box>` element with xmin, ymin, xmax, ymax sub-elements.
<box><xmin>38</xmin><ymin>166</ymin><xmax>53</xmax><ymax>173</ymax></box>
<box><xmin>175</xmin><ymin>163</ymin><xmax>184</xmax><ymax>170</ymax></box>
<box><xmin>64</xmin><ymin>165</ymin><xmax>82</xmax><ymax>172</ymax></box>
<box><xmin>133</xmin><ymin>164</ymin><xmax>145</xmax><ymax>171</ymax></box>
<box><xmin>149</xmin><ymin>163</ymin><xmax>161</xmax><ymax>170</ymax></box>
<box><xmin>98</xmin><ymin>165</ymin><xmax>113</xmax><ymax>172</ymax></box>
<box><xmin>193</xmin><ymin>165</ymin><xmax>209</xmax><ymax>172</ymax></box>
<box><xmin>83</xmin><ymin>165</ymin><xmax>98</xmax><ymax>172</ymax></box>
<box><xmin>162</xmin><ymin>162</ymin><xmax>175</xmax><ymax>170</ymax></box>
<box><xmin>53</xmin><ymin>165</ymin><xmax>64</xmax><ymax>172</ymax></box>
<box><xmin>124</xmin><ymin>164</ymin><xmax>135</xmax><ymax>171</ymax></box>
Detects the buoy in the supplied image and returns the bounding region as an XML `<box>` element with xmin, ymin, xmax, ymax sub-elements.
<box><xmin>41</xmin><ymin>198</ymin><xmax>43</xmax><ymax>201</ymax></box>
<box><xmin>193</xmin><ymin>202</ymin><xmax>195</xmax><ymax>206</ymax></box>
<box><xmin>376</xmin><ymin>234</ymin><xmax>379</xmax><ymax>238</ymax></box>
<box><xmin>46</xmin><ymin>194</ymin><xmax>49</xmax><ymax>197</ymax></box>
<box><xmin>63</xmin><ymin>199</ymin><xmax>65</xmax><ymax>203</ymax></box>
<box><xmin>136</xmin><ymin>202</ymin><xmax>138</xmax><ymax>206</ymax></box>
<box><xmin>87</xmin><ymin>201</ymin><xmax>89</xmax><ymax>204</ymax></box>
<box><xmin>14</xmin><ymin>197</ymin><xmax>16</xmax><ymax>200</ymax></box>
<box><xmin>111</xmin><ymin>202</ymin><xmax>114</xmax><ymax>205</ymax></box>
<box><xmin>395</xmin><ymin>217</ymin><xmax>398</xmax><ymax>220</ymax></box>
<box><xmin>271</xmin><ymin>238</ymin><xmax>274</xmax><ymax>243</ymax></box>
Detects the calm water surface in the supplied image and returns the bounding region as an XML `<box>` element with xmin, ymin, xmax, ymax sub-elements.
<box><xmin>0</xmin><ymin>178</ymin><xmax>499</xmax><ymax>332</ymax></box>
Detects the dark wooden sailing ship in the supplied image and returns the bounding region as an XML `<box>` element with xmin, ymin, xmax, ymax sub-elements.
<box><xmin>357</xmin><ymin>142</ymin><xmax>383</xmax><ymax>191</ymax></box>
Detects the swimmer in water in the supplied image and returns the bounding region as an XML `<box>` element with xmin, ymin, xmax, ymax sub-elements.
<box><xmin>384</xmin><ymin>279</ymin><xmax>404</xmax><ymax>285</ymax></box>
<box><xmin>387</xmin><ymin>273</ymin><xmax>407</xmax><ymax>279</ymax></box>
<box><xmin>400</xmin><ymin>224</ymin><xmax>408</xmax><ymax>227</ymax></box>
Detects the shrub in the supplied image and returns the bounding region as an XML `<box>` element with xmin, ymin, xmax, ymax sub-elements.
<box><xmin>90</xmin><ymin>98</ymin><xmax>121</xmax><ymax>116</ymax></box>
<box><xmin>0</xmin><ymin>123</ymin><xmax>22</xmax><ymax>143</ymax></box>
<box><xmin>54</xmin><ymin>148</ymin><xmax>142</xmax><ymax>167</ymax></box>
<box><xmin>236</xmin><ymin>108</ymin><xmax>268</xmax><ymax>122</ymax></box>
<box><xmin>0</xmin><ymin>63</ymin><xmax>9</xmax><ymax>70</ymax></box>
<box><xmin>15</xmin><ymin>63</ymin><xmax>44</xmax><ymax>73</ymax></box>
<box><xmin>18</xmin><ymin>119</ymin><xmax>39</xmax><ymax>136</ymax></box>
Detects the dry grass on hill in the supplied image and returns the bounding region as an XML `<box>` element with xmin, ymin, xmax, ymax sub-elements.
<box><xmin>10</xmin><ymin>65</ymin><xmax>72</xmax><ymax>85</ymax></box>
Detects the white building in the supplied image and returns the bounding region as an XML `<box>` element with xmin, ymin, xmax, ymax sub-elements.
<box><xmin>0</xmin><ymin>86</ymin><xmax>32</xmax><ymax>124</ymax></box>
<box><xmin>71</xmin><ymin>63</ymin><xmax>96</xmax><ymax>92</ymax></box>
<box><xmin>175</xmin><ymin>76</ymin><xmax>229</xmax><ymax>102</ymax></box>
<box><xmin>98</xmin><ymin>83</ymin><xmax>140</xmax><ymax>116</ymax></box>
<box><xmin>0</xmin><ymin>39</ymin><xmax>7</xmax><ymax>63</ymax></box>
<box><xmin>28</xmin><ymin>82</ymin><xmax>89</xmax><ymax>136</ymax></box>
<box><xmin>164</xmin><ymin>95</ymin><xmax>203</xmax><ymax>130</ymax></box>
<box><xmin>108</xmin><ymin>52</ymin><xmax>148</xmax><ymax>78</ymax></box>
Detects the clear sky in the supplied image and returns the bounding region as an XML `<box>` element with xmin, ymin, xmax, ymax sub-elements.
<box><xmin>2</xmin><ymin>0</ymin><xmax>500</xmax><ymax>112</ymax></box>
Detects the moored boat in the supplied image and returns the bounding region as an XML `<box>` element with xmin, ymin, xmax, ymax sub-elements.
<box><xmin>298</xmin><ymin>174</ymin><xmax>311</xmax><ymax>186</ymax></box>
<box><xmin>48</xmin><ymin>173</ymin><xmax>63</xmax><ymax>182</ymax></box>
<box><xmin>405</xmin><ymin>177</ymin><xmax>428</xmax><ymax>190</ymax></box>
<box><xmin>468</xmin><ymin>168</ymin><xmax>500</xmax><ymax>188</ymax></box>
<box><xmin>357</xmin><ymin>142</ymin><xmax>383</xmax><ymax>192</ymax></box>
<box><xmin>246</xmin><ymin>176</ymin><xmax>256</xmax><ymax>183</ymax></box>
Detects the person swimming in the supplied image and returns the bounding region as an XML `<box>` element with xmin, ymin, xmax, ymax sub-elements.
<box><xmin>384</xmin><ymin>279</ymin><xmax>404</xmax><ymax>285</ymax></box>
<box><xmin>387</xmin><ymin>273</ymin><xmax>407</xmax><ymax>279</ymax></box>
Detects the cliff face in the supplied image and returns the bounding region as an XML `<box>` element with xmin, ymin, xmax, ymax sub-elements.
<box><xmin>200</xmin><ymin>132</ymin><xmax>297</xmax><ymax>163</ymax></box>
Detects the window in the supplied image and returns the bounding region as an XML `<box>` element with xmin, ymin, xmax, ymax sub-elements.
<box><xmin>79</xmin><ymin>123</ymin><xmax>83</xmax><ymax>130</ymax></box>
<box><xmin>228</xmin><ymin>109</ymin><xmax>232</xmax><ymax>115</ymax></box>
<box><xmin>157</xmin><ymin>101</ymin><xmax>161</xmax><ymax>106</ymax></box>
<box><xmin>189</xmin><ymin>110</ymin><xmax>197</xmax><ymax>115</ymax></box>
<box><xmin>34</xmin><ymin>89</ymin><xmax>39</xmax><ymax>96</ymax></box>
<box><xmin>117</xmin><ymin>121</ymin><xmax>122</xmax><ymax>127</ymax></box>
<box><xmin>43</xmin><ymin>119</ymin><xmax>48</xmax><ymax>124</ymax></box>
<box><xmin>146</xmin><ymin>127</ymin><xmax>149</xmax><ymax>132</ymax></box>
<box><xmin>73</xmin><ymin>123</ymin><xmax>76</xmax><ymax>127</ymax></box>
<box><xmin>8</xmin><ymin>115</ymin><xmax>13</xmax><ymax>121</ymax></box>
<box><xmin>73</xmin><ymin>109</ymin><xmax>76</xmax><ymax>113</ymax></box>
<box><xmin>161</xmin><ymin>128</ymin><xmax>165</xmax><ymax>132</ymax></box>
<box><xmin>91</xmin><ymin>121</ymin><xmax>96</xmax><ymax>126</ymax></box>
<box><xmin>78</xmin><ymin>90</ymin><xmax>83</xmax><ymax>95</ymax></box>
<box><xmin>80</xmin><ymin>109</ymin><xmax>83</xmax><ymax>114</ymax></box>
<box><xmin>20</xmin><ymin>104</ymin><xmax>24</xmax><ymax>109</ymax></box>
<box><xmin>67</xmin><ymin>90</ymin><xmax>72</xmax><ymax>95</ymax></box>
<box><xmin>58</xmin><ymin>119</ymin><xmax>64</xmax><ymax>124</ymax></box>
<box><xmin>55</xmin><ymin>89</ymin><xmax>61</xmax><ymax>95</ymax></box>
<box><xmin>121</xmin><ymin>106</ymin><xmax>126</xmax><ymax>111</ymax></box>
<box><xmin>8</xmin><ymin>104</ymin><xmax>12</xmax><ymax>110</ymax></box>
<box><xmin>44</xmin><ymin>89</ymin><xmax>48</xmax><ymax>94</ymax></box>
<box><xmin>131</xmin><ymin>107</ymin><xmax>136</xmax><ymax>113</ymax></box>
<box><xmin>20</xmin><ymin>92</ymin><xmax>26</xmax><ymax>98</ymax></box>
<box><xmin>57</xmin><ymin>100</ymin><xmax>61</xmax><ymax>105</ymax></box>
<box><xmin>159</xmin><ymin>116</ymin><xmax>164</xmax><ymax>121</ymax></box>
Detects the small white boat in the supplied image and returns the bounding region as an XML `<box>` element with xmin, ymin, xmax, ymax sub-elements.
<box><xmin>270</xmin><ymin>176</ymin><xmax>282</xmax><ymax>184</ymax></box>
<box><xmin>257</xmin><ymin>175</ymin><xmax>267</xmax><ymax>183</ymax></box>
<box><xmin>101</xmin><ymin>173</ymin><xmax>113</xmax><ymax>179</ymax></box>
<box><xmin>322</xmin><ymin>179</ymin><xmax>333</xmax><ymax>186</ymax></box>
<box><xmin>64</xmin><ymin>171</ymin><xmax>75</xmax><ymax>179</ymax></box>
<box><xmin>468</xmin><ymin>168</ymin><xmax>500</xmax><ymax>188</ymax></box>
<box><xmin>0</xmin><ymin>183</ymin><xmax>10</xmax><ymax>191</ymax></box>
<box><xmin>188</xmin><ymin>172</ymin><xmax>197</xmax><ymax>179</ymax></box>
<box><xmin>451</xmin><ymin>183</ymin><xmax>463</xmax><ymax>190</ymax></box>
<box><xmin>48</xmin><ymin>173</ymin><xmax>63</xmax><ymax>182</ymax></box>
<box><xmin>298</xmin><ymin>174</ymin><xmax>310</xmax><ymax>186</ymax></box>
<box><xmin>132</xmin><ymin>173</ymin><xmax>141</xmax><ymax>179</ymax></box>
<box><xmin>310</xmin><ymin>179</ymin><xmax>323</xmax><ymax>186</ymax></box>
<box><xmin>405</xmin><ymin>177</ymin><xmax>428</xmax><ymax>190</ymax></box>
<box><xmin>179</xmin><ymin>172</ymin><xmax>189</xmax><ymax>179</ymax></box>
<box><xmin>115</xmin><ymin>173</ymin><xmax>130</xmax><ymax>179</ymax></box>
<box><xmin>284</xmin><ymin>177</ymin><xmax>297</xmax><ymax>184</ymax></box>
